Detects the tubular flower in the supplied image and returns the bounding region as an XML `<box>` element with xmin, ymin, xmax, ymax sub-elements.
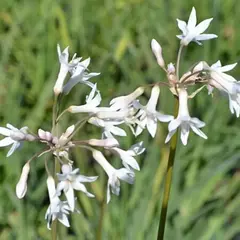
<box><xmin>165</xmin><ymin>88</ymin><xmax>207</xmax><ymax>145</ymax></box>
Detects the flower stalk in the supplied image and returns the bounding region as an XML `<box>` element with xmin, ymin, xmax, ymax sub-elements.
<box><xmin>157</xmin><ymin>97</ymin><xmax>179</xmax><ymax>240</ymax></box>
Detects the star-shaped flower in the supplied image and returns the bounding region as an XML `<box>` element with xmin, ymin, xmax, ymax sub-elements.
<box><xmin>207</xmin><ymin>61</ymin><xmax>240</xmax><ymax>117</ymax></box>
<box><xmin>134</xmin><ymin>85</ymin><xmax>173</xmax><ymax>137</ymax></box>
<box><xmin>0</xmin><ymin>124</ymin><xmax>34</xmax><ymax>157</ymax></box>
<box><xmin>176</xmin><ymin>7</ymin><xmax>217</xmax><ymax>46</ymax></box>
<box><xmin>56</xmin><ymin>164</ymin><xmax>97</xmax><ymax>211</ymax></box>
<box><xmin>165</xmin><ymin>88</ymin><xmax>207</xmax><ymax>145</ymax></box>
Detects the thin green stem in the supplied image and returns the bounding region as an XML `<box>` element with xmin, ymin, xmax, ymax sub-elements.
<box><xmin>96</xmin><ymin>198</ymin><xmax>106</xmax><ymax>240</ymax></box>
<box><xmin>51</xmin><ymin>94</ymin><xmax>61</xmax><ymax>240</ymax></box>
<box><xmin>157</xmin><ymin>97</ymin><xmax>179</xmax><ymax>240</ymax></box>
<box><xmin>176</xmin><ymin>45</ymin><xmax>184</xmax><ymax>81</ymax></box>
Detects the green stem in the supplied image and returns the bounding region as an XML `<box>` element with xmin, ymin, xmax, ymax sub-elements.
<box><xmin>176</xmin><ymin>45</ymin><xmax>184</xmax><ymax>81</ymax></box>
<box><xmin>96</xmin><ymin>198</ymin><xmax>106</xmax><ymax>240</ymax></box>
<box><xmin>51</xmin><ymin>95</ymin><xmax>61</xmax><ymax>240</ymax></box>
<box><xmin>157</xmin><ymin>97</ymin><xmax>179</xmax><ymax>240</ymax></box>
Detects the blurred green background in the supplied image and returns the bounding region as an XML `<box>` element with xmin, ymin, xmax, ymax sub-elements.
<box><xmin>0</xmin><ymin>0</ymin><xmax>240</xmax><ymax>239</ymax></box>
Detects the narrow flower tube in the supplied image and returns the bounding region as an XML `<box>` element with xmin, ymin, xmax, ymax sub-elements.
<box><xmin>16</xmin><ymin>162</ymin><xmax>30</xmax><ymax>199</ymax></box>
<box><xmin>109</xmin><ymin>87</ymin><xmax>144</xmax><ymax>111</ymax></box>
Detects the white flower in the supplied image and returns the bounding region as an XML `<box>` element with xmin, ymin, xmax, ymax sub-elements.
<box><xmin>208</xmin><ymin>61</ymin><xmax>240</xmax><ymax>117</ymax></box>
<box><xmin>151</xmin><ymin>39</ymin><xmax>165</xmax><ymax>68</ymax></box>
<box><xmin>109</xmin><ymin>87</ymin><xmax>144</xmax><ymax>111</ymax></box>
<box><xmin>92</xmin><ymin>150</ymin><xmax>135</xmax><ymax>203</ymax></box>
<box><xmin>176</xmin><ymin>7</ymin><xmax>217</xmax><ymax>46</ymax></box>
<box><xmin>68</xmin><ymin>84</ymin><xmax>101</xmax><ymax>113</ymax></box>
<box><xmin>110</xmin><ymin>142</ymin><xmax>145</xmax><ymax>171</ymax></box>
<box><xmin>45</xmin><ymin>176</ymin><xmax>72</xmax><ymax>229</ymax></box>
<box><xmin>88</xmin><ymin>117</ymin><xmax>127</xmax><ymax>138</ymax></box>
<box><xmin>0</xmin><ymin>124</ymin><xmax>33</xmax><ymax>157</ymax></box>
<box><xmin>134</xmin><ymin>86</ymin><xmax>174</xmax><ymax>137</ymax></box>
<box><xmin>165</xmin><ymin>88</ymin><xmax>207</xmax><ymax>145</ymax></box>
<box><xmin>53</xmin><ymin>45</ymin><xmax>81</xmax><ymax>96</ymax></box>
<box><xmin>16</xmin><ymin>161</ymin><xmax>30</xmax><ymax>199</ymax></box>
<box><xmin>63</xmin><ymin>58</ymin><xmax>100</xmax><ymax>95</ymax></box>
<box><xmin>56</xmin><ymin>164</ymin><xmax>97</xmax><ymax>211</ymax></box>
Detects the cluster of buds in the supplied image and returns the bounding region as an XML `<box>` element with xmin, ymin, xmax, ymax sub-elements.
<box><xmin>0</xmin><ymin>6</ymin><xmax>239</xmax><ymax>230</ymax></box>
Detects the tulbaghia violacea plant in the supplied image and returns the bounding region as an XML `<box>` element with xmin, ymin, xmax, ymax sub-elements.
<box><xmin>1</xmin><ymin>6</ymin><xmax>238</xmax><ymax>239</ymax></box>
<box><xmin>0</xmin><ymin>45</ymin><xmax>150</xmax><ymax>232</ymax></box>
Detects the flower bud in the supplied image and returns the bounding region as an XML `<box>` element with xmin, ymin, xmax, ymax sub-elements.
<box><xmin>151</xmin><ymin>39</ymin><xmax>165</xmax><ymax>68</ymax></box>
<box><xmin>16</xmin><ymin>162</ymin><xmax>30</xmax><ymax>199</ymax></box>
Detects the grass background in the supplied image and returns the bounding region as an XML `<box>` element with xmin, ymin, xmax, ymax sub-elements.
<box><xmin>0</xmin><ymin>0</ymin><xmax>240</xmax><ymax>239</ymax></box>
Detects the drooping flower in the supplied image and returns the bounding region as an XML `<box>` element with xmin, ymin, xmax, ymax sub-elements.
<box><xmin>0</xmin><ymin>124</ymin><xmax>35</xmax><ymax>157</ymax></box>
<box><xmin>53</xmin><ymin>45</ymin><xmax>81</xmax><ymax>96</ymax></box>
<box><xmin>207</xmin><ymin>61</ymin><xmax>240</xmax><ymax>117</ymax></box>
<box><xmin>176</xmin><ymin>7</ymin><xmax>217</xmax><ymax>46</ymax></box>
<box><xmin>88</xmin><ymin>117</ymin><xmax>127</xmax><ymax>139</ymax></box>
<box><xmin>45</xmin><ymin>176</ymin><xmax>72</xmax><ymax>229</ymax></box>
<box><xmin>56</xmin><ymin>164</ymin><xmax>97</xmax><ymax>211</ymax></box>
<box><xmin>92</xmin><ymin>150</ymin><xmax>135</xmax><ymax>203</ymax></box>
<box><xmin>109</xmin><ymin>142</ymin><xmax>145</xmax><ymax>171</ymax></box>
<box><xmin>165</xmin><ymin>88</ymin><xmax>207</xmax><ymax>145</ymax></box>
<box><xmin>134</xmin><ymin>85</ymin><xmax>173</xmax><ymax>137</ymax></box>
<box><xmin>63</xmin><ymin>58</ymin><xmax>100</xmax><ymax>95</ymax></box>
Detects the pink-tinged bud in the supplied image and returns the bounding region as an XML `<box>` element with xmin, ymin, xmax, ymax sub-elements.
<box><xmin>167</xmin><ymin>63</ymin><xmax>175</xmax><ymax>74</ymax></box>
<box><xmin>38</xmin><ymin>129</ymin><xmax>46</xmax><ymax>139</ymax></box>
<box><xmin>16</xmin><ymin>162</ymin><xmax>30</xmax><ymax>199</ymax></box>
<box><xmin>151</xmin><ymin>39</ymin><xmax>165</xmax><ymax>68</ymax></box>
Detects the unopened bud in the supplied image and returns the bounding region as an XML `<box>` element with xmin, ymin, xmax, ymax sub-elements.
<box><xmin>16</xmin><ymin>162</ymin><xmax>30</xmax><ymax>199</ymax></box>
<box><xmin>151</xmin><ymin>39</ymin><xmax>165</xmax><ymax>68</ymax></box>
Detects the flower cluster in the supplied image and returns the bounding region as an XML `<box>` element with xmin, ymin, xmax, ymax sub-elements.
<box><xmin>0</xmin><ymin>6</ymin><xmax>239</xmax><ymax>230</ymax></box>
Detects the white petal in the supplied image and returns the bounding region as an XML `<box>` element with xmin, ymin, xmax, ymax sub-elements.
<box><xmin>195</xmin><ymin>34</ymin><xmax>217</xmax><ymax>41</ymax></box>
<box><xmin>0</xmin><ymin>137</ymin><xmax>15</xmax><ymax>147</ymax></box>
<box><xmin>146</xmin><ymin>117</ymin><xmax>157</xmax><ymax>138</ymax></box>
<box><xmin>0</xmin><ymin>127</ymin><xmax>11</xmax><ymax>136</ymax></box>
<box><xmin>195</xmin><ymin>18</ymin><xmax>213</xmax><ymax>35</ymax></box>
<box><xmin>7</xmin><ymin>141</ymin><xmax>20</xmax><ymax>157</ymax></box>
<box><xmin>190</xmin><ymin>125</ymin><xmax>208</xmax><ymax>139</ymax></box>
<box><xmin>165</xmin><ymin>129</ymin><xmax>177</xmax><ymax>143</ymax></box>
<box><xmin>107</xmin><ymin>181</ymin><xmax>111</xmax><ymax>204</ymax></box>
<box><xmin>116</xmin><ymin>168</ymin><xmax>135</xmax><ymax>184</ymax></box>
<box><xmin>187</xmin><ymin>7</ymin><xmax>197</xmax><ymax>30</ymax></box>
<box><xmin>155</xmin><ymin>112</ymin><xmax>174</xmax><ymax>122</ymax></box>
<box><xmin>176</xmin><ymin>19</ymin><xmax>187</xmax><ymax>35</ymax></box>
<box><xmin>76</xmin><ymin>175</ymin><xmax>98</xmax><ymax>183</ymax></box>
<box><xmin>168</xmin><ymin>119</ymin><xmax>181</xmax><ymax>132</ymax></box>
<box><xmin>180</xmin><ymin>124</ymin><xmax>190</xmax><ymax>145</ymax></box>
<box><xmin>108</xmin><ymin>126</ymin><xmax>127</xmax><ymax>136</ymax></box>
<box><xmin>217</xmin><ymin>63</ymin><xmax>237</xmax><ymax>73</ymax></box>
<box><xmin>64</xmin><ymin>185</ymin><xmax>75</xmax><ymax>212</ymax></box>
<box><xmin>58</xmin><ymin>213</ymin><xmax>70</xmax><ymax>227</ymax></box>
<box><xmin>72</xmin><ymin>181</ymin><xmax>95</xmax><ymax>198</ymax></box>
